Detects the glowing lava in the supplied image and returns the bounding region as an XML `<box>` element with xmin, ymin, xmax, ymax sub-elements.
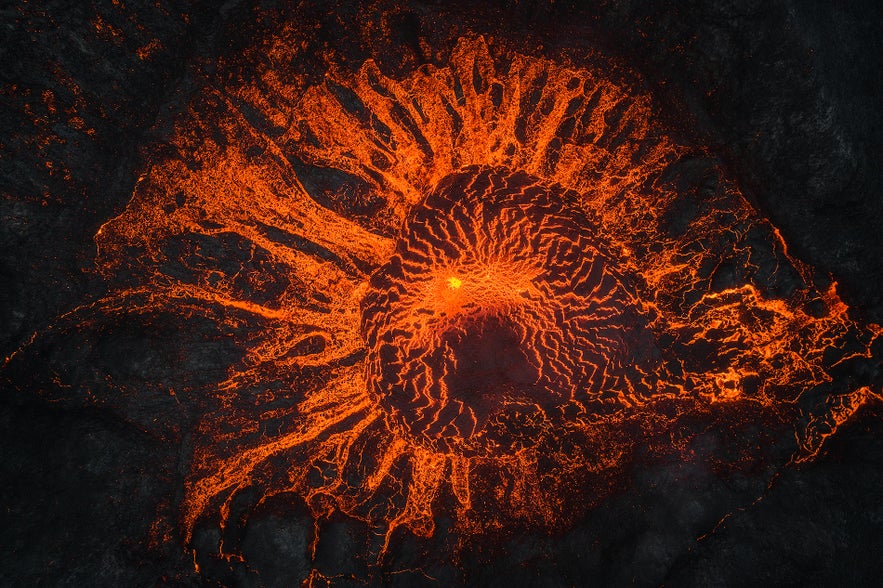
<box><xmin>10</xmin><ymin>31</ymin><xmax>879</xmax><ymax>565</ymax></box>
<box><xmin>362</xmin><ymin>165</ymin><xmax>650</xmax><ymax>457</ymax></box>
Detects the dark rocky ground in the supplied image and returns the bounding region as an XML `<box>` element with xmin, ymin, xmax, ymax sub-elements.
<box><xmin>2</xmin><ymin>1</ymin><xmax>882</xmax><ymax>585</ymax></box>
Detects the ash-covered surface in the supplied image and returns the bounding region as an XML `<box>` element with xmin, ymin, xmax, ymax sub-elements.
<box><xmin>2</xmin><ymin>1</ymin><xmax>882</xmax><ymax>585</ymax></box>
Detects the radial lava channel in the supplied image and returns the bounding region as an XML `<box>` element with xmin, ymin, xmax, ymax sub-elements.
<box><xmin>362</xmin><ymin>166</ymin><xmax>647</xmax><ymax>457</ymax></box>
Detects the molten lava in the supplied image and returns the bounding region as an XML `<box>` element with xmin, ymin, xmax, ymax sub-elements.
<box><xmin>363</xmin><ymin>166</ymin><xmax>650</xmax><ymax>457</ymax></box>
<box><xmin>15</xmin><ymin>30</ymin><xmax>878</xmax><ymax>565</ymax></box>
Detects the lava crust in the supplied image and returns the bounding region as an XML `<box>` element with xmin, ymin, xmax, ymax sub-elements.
<box><xmin>363</xmin><ymin>166</ymin><xmax>650</xmax><ymax>456</ymax></box>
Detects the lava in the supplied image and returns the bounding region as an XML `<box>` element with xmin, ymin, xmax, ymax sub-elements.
<box><xmin>9</xmin><ymin>28</ymin><xmax>881</xmax><ymax>568</ymax></box>
<box><xmin>362</xmin><ymin>165</ymin><xmax>650</xmax><ymax>457</ymax></box>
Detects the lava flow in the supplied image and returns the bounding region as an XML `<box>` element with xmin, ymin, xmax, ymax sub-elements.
<box><xmin>362</xmin><ymin>165</ymin><xmax>651</xmax><ymax>458</ymax></box>
<box><xmin>20</xmin><ymin>30</ymin><xmax>880</xmax><ymax>562</ymax></box>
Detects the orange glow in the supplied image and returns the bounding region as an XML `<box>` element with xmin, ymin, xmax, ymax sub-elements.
<box><xmin>80</xmin><ymin>33</ymin><xmax>882</xmax><ymax>562</ymax></box>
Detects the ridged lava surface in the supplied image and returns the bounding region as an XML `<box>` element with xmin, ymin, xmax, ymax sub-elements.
<box><xmin>363</xmin><ymin>166</ymin><xmax>648</xmax><ymax>456</ymax></box>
